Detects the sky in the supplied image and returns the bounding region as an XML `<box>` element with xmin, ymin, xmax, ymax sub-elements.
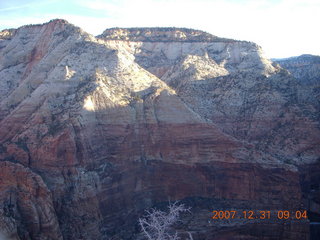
<box><xmin>0</xmin><ymin>0</ymin><xmax>319</xmax><ymax>59</ymax></box>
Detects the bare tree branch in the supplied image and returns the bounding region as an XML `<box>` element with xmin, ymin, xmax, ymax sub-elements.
<box><xmin>138</xmin><ymin>201</ymin><xmax>192</xmax><ymax>240</ymax></box>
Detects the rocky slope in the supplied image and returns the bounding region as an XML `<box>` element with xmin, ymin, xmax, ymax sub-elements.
<box><xmin>0</xmin><ymin>20</ymin><xmax>319</xmax><ymax>239</ymax></box>
<box><xmin>273</xmin><ymin>54</ymin><xmax>320</xmax><ymax>84</ymax></box>
<box><xmin>274</xmin><ymin>54</ymin><xmax>320</xmax><ymax>123</ymax></box>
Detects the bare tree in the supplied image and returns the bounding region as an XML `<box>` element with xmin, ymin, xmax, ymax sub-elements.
<box><xmin>138</xmin><ymin>201</ymin><xmax>192</xmax><ymax>240</ymax></box>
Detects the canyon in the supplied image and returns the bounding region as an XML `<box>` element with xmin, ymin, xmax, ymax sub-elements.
<box><xmin>0</xmin><ymin>19</ymin><xmax>319</xmax><ymax>239</ymax></box>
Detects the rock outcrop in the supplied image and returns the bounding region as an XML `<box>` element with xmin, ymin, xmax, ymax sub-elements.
<box><xmin>0</xmin><ymin>161</ymin><xmax>62</xmax><ymax>240</ymax></box>
<box><xmin>0</xmin><ymin>20</ymin><xmax>319</xmax><ymax>239</ymax></box>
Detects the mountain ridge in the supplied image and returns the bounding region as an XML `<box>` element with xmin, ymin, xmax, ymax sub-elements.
<box><xmin>1</xmin><ymin>19</ymin><xmax>249</xmax><ymax>44</ymax></box>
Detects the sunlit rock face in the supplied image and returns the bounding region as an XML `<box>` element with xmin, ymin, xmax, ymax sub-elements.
<box><xmin>0</xmin><ymin>20</ymin><xmax>318</xmax><ymax>239</ymax></box>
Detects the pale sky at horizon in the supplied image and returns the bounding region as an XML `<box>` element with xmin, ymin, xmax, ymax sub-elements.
<box><xmin>0</xmin><ymin>0</ymin><xmax>319</xmax><ymax>59</ymax></box>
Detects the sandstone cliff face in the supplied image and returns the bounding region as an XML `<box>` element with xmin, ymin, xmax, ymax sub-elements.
<box><xmin>100</xmin><ymin>29</ymin><xmax>320</xmax><ymax>165</ymax></box>
<box><xmin>275</xmin><ymin>55</ymin><xmax>320</xmax><ymax>232</ymax></box>
<box><xmin>0</xmin><ymin>161</ymin><xmax>62</xmax><ymax>240</ymax></box>
<box><xmin>0</xmin><ymin>21</ymin><xmax>318</xmax><ymax>239</ymax></box>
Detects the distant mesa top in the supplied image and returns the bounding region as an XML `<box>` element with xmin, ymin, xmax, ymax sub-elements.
<box><xmin>97</xmin><ymin>27</ymin><xmax>236</xmax><ymax>42</ymax></box>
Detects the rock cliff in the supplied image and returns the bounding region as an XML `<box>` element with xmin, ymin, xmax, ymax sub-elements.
<box><xmin>275</xmin><ymin>55</ymin><xmax>320</xmax><ymax>235</ymax></box>
<box><xmin>0</xmin><ymin>20</ymin><xmax>319</xmax><ymax>239</ymax></box>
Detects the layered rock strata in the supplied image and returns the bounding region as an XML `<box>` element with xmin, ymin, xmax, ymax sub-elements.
<box><xmin>0</xmin><ymin>20</ymin><xmax>318</xmax><ymax>239</ymax></box>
